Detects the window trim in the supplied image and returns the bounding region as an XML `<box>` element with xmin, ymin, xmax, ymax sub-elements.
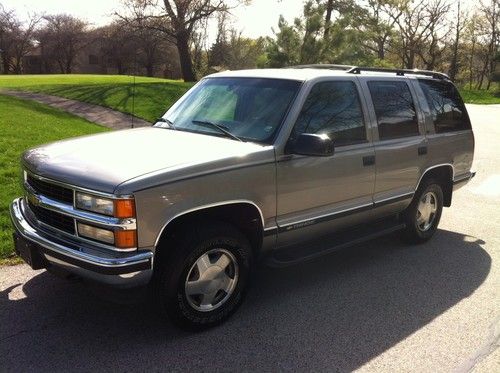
<box><xmin>289</xmin><ymin>79</ymin><xmax>369</xmax><ymax>148</ymax></box>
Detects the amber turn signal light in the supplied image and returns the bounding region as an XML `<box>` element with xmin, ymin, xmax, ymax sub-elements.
<box><xmin>114</xmin><ymin>199</ymin><xmax>135</xmax><ymax>218</ymax></box>
<box><xmin>114</xmin><ymin>230</ymin><xmax>137</xmax><ymax>249</ymax></box>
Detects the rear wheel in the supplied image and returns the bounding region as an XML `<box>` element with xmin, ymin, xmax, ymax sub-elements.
<box><xmin>402</xmin><ymin>180</ymin><xmax>444</xmax><ymax>243</ymax></box>
<box><xmin>155</xmin><ymin>221</ymin><xmax>252</xmax><ymax>330</ymax></box>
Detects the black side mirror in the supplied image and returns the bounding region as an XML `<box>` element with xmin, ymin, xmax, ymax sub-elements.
<box><xmin>292</xmin><ymin>133</ymin><xmax>334</xmax><ymax>157</ymax></box>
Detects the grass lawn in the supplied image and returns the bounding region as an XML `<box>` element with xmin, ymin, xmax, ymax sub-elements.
<box><xmin>0</xmin><ymin>74</ymin><xmax>194</xmax><ymax>122</ymax></box>
<box><xmin>0</xmin><ymin>94</ymin><xmax>109</xmax><ymax>263</ymax></box>
<box><xmin>458</xmin><ymin>83</ymin><xmax>500</xmax><ymax>104</ymax></box>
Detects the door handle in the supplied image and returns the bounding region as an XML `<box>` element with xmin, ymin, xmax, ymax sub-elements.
<box><xmin>418</xmin><ymin>146</ymin><xmax>428</xmax><ymax>156</ymax></box>
<box><xmin>363</xmin><ymin>155</ymin><xmax>375</xmax><ymax>166</ymax></box>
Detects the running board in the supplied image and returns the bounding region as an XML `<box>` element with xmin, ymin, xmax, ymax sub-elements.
<box><xmin>266</xmin><ymin>219</ymin><xmax>406</xmax><ymax>267</ymax></box>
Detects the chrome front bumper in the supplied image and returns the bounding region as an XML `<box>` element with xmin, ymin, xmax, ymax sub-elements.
<box><xmin>10</xmin><ymin>198</ymin><xmax>153</xmax><ymax>287</ymax></box>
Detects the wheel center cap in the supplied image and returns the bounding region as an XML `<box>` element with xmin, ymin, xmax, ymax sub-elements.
<box><xmin>201</xmin><ymin>266</ymin><xmax>224</xmax><ymax>291</ymax></box>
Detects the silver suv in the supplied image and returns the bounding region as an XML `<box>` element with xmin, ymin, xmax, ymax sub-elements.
<box><xmin>10</xmin><ymin>66</ymin><xmax>475</xmax><ymax>329</ymax></box>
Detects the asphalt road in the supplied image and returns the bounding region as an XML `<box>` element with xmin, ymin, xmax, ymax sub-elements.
<box><xmin>1</xmin><ymin>104</ymin><xmax>499</xmax><ymax>372</ymax></box>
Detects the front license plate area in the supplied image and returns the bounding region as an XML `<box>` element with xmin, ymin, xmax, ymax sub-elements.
<box><xmin>13</xmin><ymin>233</ymin><xmax>46</xmax><ymax>270</ymax></box>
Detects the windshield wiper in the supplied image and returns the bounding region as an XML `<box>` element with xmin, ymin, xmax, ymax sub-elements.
<box><xmin>156</xmin><ymin>117</ymin><xmax>176</xmax><ymax>130</ymax></box>
<box><xmin>192</xmin><ymin>119</ymin><xmax>243</xmax><ymax>142</ymax></box>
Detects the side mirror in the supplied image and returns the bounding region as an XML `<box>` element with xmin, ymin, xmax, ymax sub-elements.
<box><xmin>291</xmin><ymin>133</ymin><xmax>334</xmax><ymax>157</ymax></box>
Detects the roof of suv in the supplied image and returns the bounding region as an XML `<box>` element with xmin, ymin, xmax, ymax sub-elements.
<box><xmin>208</xmin><ymin>66</ymin><xmax>450</xmax><ymax>82</ymax></box>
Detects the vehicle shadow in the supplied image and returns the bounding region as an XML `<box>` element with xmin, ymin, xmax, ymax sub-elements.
<box><xmin>0</xmin><ymin>229</ymin><xmax>490</xmax><ymax>372</ymax></box>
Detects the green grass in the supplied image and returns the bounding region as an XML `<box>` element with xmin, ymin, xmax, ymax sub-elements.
<box><xmin>0</xmin><ymin>94</ymin><xmax>109</xmax><ymax>263</ymax></box>
<box><xmin>0</xmin><ymin>74</ymin><xmax>194</xmax><ymax>122</ymax></box>
<box><xmin>459</xmin><ymin>83</ymin><xmax>500</xmax><ymax>104</ymax></box>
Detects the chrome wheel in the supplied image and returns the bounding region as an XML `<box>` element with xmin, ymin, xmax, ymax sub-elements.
<box><xmin>416</xmin><ymin>191</ymin><xmax>438</xmax><ymax>231</ymax></box>
<box><xmin>184</xmin><ymin>248</ymin><xmax>239</xmax><ymax>312</ymax></box>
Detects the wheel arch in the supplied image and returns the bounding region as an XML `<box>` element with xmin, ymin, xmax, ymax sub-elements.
<box><xmin>416</xmin><ymin>164</ymin><xmax>454</xmax><ymax>207</ymax></box>
<box><xmin>154</xmin><ymin>200</ymin><xmax>265</xmax><ymax>260</ymax></box>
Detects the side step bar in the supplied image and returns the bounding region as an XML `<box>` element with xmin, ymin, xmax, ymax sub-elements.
<box><xmin>266</xmin><ymin>219</ymin><xmax>406</xmax><ymax>267</ymax></box>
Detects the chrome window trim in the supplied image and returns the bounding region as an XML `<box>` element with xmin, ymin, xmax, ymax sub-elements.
<box><xmin>24</xmin><ymin>169</ymin><xmax>134</xmax><ymax>200</ymax></box>
<box><xmin>154</xmin><ymin>200</ymin><xmax>266</xmax><ymax>248</ymax></box>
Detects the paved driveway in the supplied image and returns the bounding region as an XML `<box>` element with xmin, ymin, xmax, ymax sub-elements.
<box><xmin>1</xmin><ymin>105</ymin><xmax>499</xmax><ymax>372</ymax></box>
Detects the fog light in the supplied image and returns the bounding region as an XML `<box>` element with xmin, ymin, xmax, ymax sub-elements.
<box><xmin>77</xmin><ymin>222</ymin><xmax>115</xmax><ymax>244</ymax></box>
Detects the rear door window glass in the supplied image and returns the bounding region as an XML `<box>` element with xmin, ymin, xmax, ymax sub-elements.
<box><xmin>368</xmin><ymin>81</ymin><xmax>419</xmax><ymax>140</ymax></box>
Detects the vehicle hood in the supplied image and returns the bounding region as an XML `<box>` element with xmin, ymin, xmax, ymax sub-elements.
<box><xmin>23</xmin><ymin>127</ymin><xmax>272</xmax><ymax>194</ymax></box>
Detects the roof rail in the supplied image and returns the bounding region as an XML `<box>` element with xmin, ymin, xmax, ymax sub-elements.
<box><xmin>289</xmin><ymin>64</ymin><xmax>354</xmax><ymax>71</ymax></box>
<box><xmin>347</xmin><ymin>66</ymin><xmax>450</xmax><ymax>80</ymax></box>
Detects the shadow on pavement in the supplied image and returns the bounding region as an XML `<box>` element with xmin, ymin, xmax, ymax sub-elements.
<box><xmin>0</xmin><ymin>229</ymin><xmax>490</xmax><ymax>371</ymax></box>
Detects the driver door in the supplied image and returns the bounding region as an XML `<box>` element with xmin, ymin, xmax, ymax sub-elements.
<box><xmin>276</xmin><ymin>78</ymin><xmax>376</xmax><ymax>248</ymax></box>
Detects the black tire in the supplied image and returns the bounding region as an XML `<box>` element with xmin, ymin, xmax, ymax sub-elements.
<box><xmin>402</xmin><ymin>179</ymin><xmax>444</xmax><ymax>244</ymax></box>
<box><xmin>154</xmin><ymin>221</ymin><xmax>252</xmax><ymax>331</ymax></box>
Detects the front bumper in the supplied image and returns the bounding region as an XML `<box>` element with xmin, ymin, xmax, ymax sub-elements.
<box><xmin>10</xmin><ymin>198</ymin><xmax>153</xmax><ymax>287</ymax></box>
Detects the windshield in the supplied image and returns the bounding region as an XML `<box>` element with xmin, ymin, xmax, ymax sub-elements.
<box><xmin>160</xmin><ymin>77</ymin><xmax>301</xmax><ymax>143</ymax></box>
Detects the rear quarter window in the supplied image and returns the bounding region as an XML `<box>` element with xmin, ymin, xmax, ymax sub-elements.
<box><xmin>418</xmin><ymin>79</ymin><xmax>471</xmax><ymax>133</ymax></box>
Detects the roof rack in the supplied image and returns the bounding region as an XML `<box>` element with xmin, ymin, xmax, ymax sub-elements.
<box><xmin>289</xmin><ymin>64</ymin><xmax>354</xmax><ymax>71</ymax></box>
<box><xmin>347</xmin><ymin>66</ymin><xmax>450</xmax><ymax>80</ymax></box>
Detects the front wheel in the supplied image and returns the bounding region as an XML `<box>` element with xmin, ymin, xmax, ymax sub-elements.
<box><xmin>402</xmin><ymin>180</ymin><xmax>444</xmax><ymax>243</ymax></box>
<box><xmin>155</xmin><ymin>222</ymin><xmax>252</xmax><ymax>330</ymax></box>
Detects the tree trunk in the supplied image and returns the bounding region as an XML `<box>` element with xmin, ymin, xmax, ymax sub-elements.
<box><xmin>2</xmin><ymin>55</ymin><xmax>10</xmax><ymax>74</ymax></box>
<box><xmin>324</xmin><ymin>0</ymin><xmax>334</xmax><ymax>38</ymax></box>
<box><xmin>449</xmin><ymin>1</ymin><xmax>461</xmax><ymax>81</ymax></box>
<box><xmin>377</xmin><ymin>39</ymin><xmax>385</xmax><ymax>60</ymax></box>
<box><xmin>176</xmin><ymin>32</ymin><xmax>197</xmax><ymax>82</ymax></box>
<box><xmin>146</xmin><ymin>64</ymin><xmax>154</xmax><ymax>77</ymax></box>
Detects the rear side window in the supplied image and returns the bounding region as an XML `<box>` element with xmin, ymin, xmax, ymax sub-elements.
<box><xmin>292</xmin><ymin>81</ymin><xmax>366</xmax><ymax>146</ymax></box>
<box><xmin>368</xmin><ymin>81</ymin><xmax>419</xmax><ymax>140</ymax></box>
<box><xmin>418</xmin><ymin>79</ymin><xmax>471</xmax><ymax>133</ymax></box>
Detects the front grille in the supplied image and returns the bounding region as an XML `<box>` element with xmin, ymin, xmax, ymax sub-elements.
<box><xmin>27</xmin><ymin>175</ymin><xmax>73</xmax><ymax>204</ymax></box>
<box><xmin>28</xmin><ymin>201</ymin><xmax>75</xmax><ymax>235</ymax></box>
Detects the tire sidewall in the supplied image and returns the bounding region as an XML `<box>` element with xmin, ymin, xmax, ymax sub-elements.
<box><xmin>407</xmin><ymin>181</ymin><xmax>444</xmax><ymax>241</ymax></box>
<box><xmin>159</xmin><ymin>228</ymin><xmax>252</xmax><ymax>329</ymax></box>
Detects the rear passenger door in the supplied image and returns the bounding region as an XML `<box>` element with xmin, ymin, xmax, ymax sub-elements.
<box><xmin>360</xmin><ymin>78</ymin><xmax>427</xmax><ymax>215</ymax></box>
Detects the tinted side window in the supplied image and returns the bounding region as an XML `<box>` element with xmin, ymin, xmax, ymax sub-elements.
<box><xmin>418</xmin><ymin>79</ymin><xmax>471</xmax><ymax>133</ymax></box>
<box><xmin>368</xmin><ymin>81</ymin><xmax>419</xmax><ymax>140</ymax></box>
<box><xmin>293</xmin><ymin>81</ymin><xmax>366</xmax><ymax>146</ymax></box>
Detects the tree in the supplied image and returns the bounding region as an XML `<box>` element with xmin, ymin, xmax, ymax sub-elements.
<box><xmin>480</xmin><ymin>0</ymin><xmax>499</xmax><ymax>89</ymax></box>
<box><xmin>0</xmin><ymin>6</ymin><xmax>18</xmax><ymax>73</ymax></box>
<box><xmin>266</xmin><ymin>15</ymin><xmax>302</xmax><ymax>67</ymax></box>
<box><xmin>448</xmin><ymin>1</ymin><xmax>466</xmax><ymax>81</ymax></box>
<box><xmin>389</xmin><ymin>0</ymin><xmax>449</xmax><ymax>69</ymax></box>
<box><xmin>37</xmin><ymin>14</ymin><xmax>89</xmax><ymax>73</ymax></box>
<box><xmin>0</xmin><ymin>6</ymin><xmax>40</xmax><ymax>74</ymax></box>
<box><xmin>98</xmin><ymin>22</ymin><xmax>137</xmax><ymax>74</ymax></box>
<box><xmin>118</xmin><ymin>0</ymin><xmax>248</xmax><ymax>82</ymax></box>
<box><xmin>360</xmin><ymin>0</ymin><xmax>402</xmax><ymax>60</ymax></box>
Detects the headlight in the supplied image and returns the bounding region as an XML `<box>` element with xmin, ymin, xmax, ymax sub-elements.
<box><xmin>75</xmin><ymin>192</ymin><xmax>135</xmax><ymax>218</ymax></box>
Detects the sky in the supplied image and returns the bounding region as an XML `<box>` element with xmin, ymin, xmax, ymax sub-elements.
<box><xmin>0</xmin><ymin>0</ymin><xmax>304</xmax><ymax>41</ymax></box>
